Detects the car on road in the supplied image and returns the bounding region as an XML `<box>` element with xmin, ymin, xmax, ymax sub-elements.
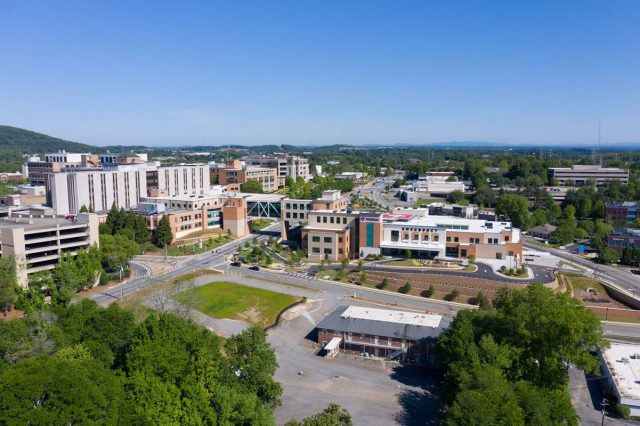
<box><xmin>249</xmin><ymin>265</ymin><xmax>260</xmax><ymax>271</ymax></box>
<box><xmin>230</xmin><ymin>262</ymin><xmax>241</xmax><ymax>267</ymax></box>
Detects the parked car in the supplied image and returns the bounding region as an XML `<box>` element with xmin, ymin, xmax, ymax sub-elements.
<box><xmin>230</xmin><ymin>262</ymin><xmax>241</xmax><ymax>267</ymax></box>
<box><xmin>249</xmin><ymin>266</ymin><xmax>260</xmax><ymax>271</ymax></box>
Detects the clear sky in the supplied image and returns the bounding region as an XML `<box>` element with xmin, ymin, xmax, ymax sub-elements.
<box><xmin>1</xmin><ymin>1</ymin><xmax>639</xmax><ymax>147</ymax></box>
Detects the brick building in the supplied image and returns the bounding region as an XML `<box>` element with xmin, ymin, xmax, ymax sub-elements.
<box><xmin>316</xmin><ymin>305</ymin><xmax>449</xmax><ymax>364</ymax></box>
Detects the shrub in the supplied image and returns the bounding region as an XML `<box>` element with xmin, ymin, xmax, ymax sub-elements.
<box><xmin>612</xmin><ymin>403</ymin><xmax>630</xmax><ymax>419</ymax></box>
<box><xmin>398</xmin><ymin>282</ymin><xmax>412</xmax><ymax>294</ymax></box>
<box><xmin>421</xmin><ymin>285</ymin><xmax>436</xmax><ymax>298</ymax></box>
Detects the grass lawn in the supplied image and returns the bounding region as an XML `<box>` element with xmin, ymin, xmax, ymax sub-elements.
<box><xmin>175</xmin><ymin>281</ymin><xmax>299</xmax><ymax>327</ymax></box>
<box><xmin>384</xmin><ymin>259</ymin><xmax>422</xmax><ymax>267</ymax></box>
<box><xmin>561</xmin><ymin>273</ymin><xmax>607</xmax><ymax>294</ymax></box>
<box><xmin>317</xmin><ymin>269</ymin><xmax>354</xmax><ymax>282</ymax></box>
<box><xmin>167</xmin><ymin>235</ymin><xmax>234</xmax><ymax>256</ymax></box>
<box><xmin>251</xmin><ymin>219</ymin><xmax>273</xmax><ymax>231</ymax></box>
<box><xmin>412</xmin><ymin>198</ymin><xmax>444</xmax><ymax>208</ymax></box>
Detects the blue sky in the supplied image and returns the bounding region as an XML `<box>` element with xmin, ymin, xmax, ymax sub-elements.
<box><xmin>1</xmin><ymin>1</ymin><xmax>638</xmax><ymax>146</ymax></box>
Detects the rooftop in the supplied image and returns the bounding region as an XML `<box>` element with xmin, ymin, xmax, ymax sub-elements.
<box><xmin>384</xmin><ymin>213</ymin><xmax>515</xmax><ymax>233</ymax></box>
<box><xmin>317</xmin><ymin>306</ymin><xmax>448</xmax><ymax>341</ymax></box>
<box><xmin>602</xmin><ymin>342</ymin><xmax>640</xmax><ymax>402</ymax></box>
<box><xmin>0</xmin><ymin>215</ymin><xmax>89</xmax><ymax>231</ymax></box>
<box><xmin>549</xmin><ymin>165</ymin><xmax>628</xmax><ymax>172</ymax></box>
<box><xmin>341</xmin><ymin>306</ymin><xmax>441</xmax><ymax>328</ymax></box>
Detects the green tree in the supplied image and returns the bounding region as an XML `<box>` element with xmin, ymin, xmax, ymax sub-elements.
<box><xmin>242</xmin><ymin>179</ymin><xmax>264</xmax><ymax>193</ymax></box>
<box><xmin>0</xmin><ymin>357</ymin><xmax>129</xmax><ymax>425</ymax></box>
<box><xmin>285</xmin><ymin>403</ymin><xmax>353</xmax><ymax>426</ymax></box>
<box><xmin>0</xmin><ymin>256</ymin><xmax>18</xmax><ymax>317</ymax></box>
<box><xmin>359</xmin><ymin>272</ymin><xmax>367</xmax><ymax>285</ymax></box>
<box><xmin>79</xmin><ymin>204</ymin><xmax>89</xmax><ymax>213</ymax></box>
<box><xmin>224</xmin><ymin>325</ymin><xmax>282</xmax><ymax>408</ymax></box>
<box><xmin>599</xmin><ymin>248</ymin><xmax>620</xmax><ymax>265</ymax></box>
<box><xmin>422</xmin><ymin>284</ymin><xmax>436</xmax><ymax>298</ymax></box>
<box><xmin>447</xmin><ymin>190</ymin><xmax>466</xmax><ymax>204</ymax></box>
<box><xmin>496</xmin><ymin>194</ymin><xmax>530</xmax><ymax>230</ymax></box>
<box><xmin>155</xmin><ymin>215</ymin><xmax>173</xmax><ymax>248</ymax></box>
<box><xmin>398</xmin><ymin>281</ymin><xmax>411</xmax><ymax>294</ymax></box>
<box><xmin>340</xmin><ymin>258</ymin><xmax>349</xmax><ymax>270</ymax></box>
<box><xmin>100</xmin><ymin>234</ymin><xmax>140</xmax><ymax>271</ymax></box>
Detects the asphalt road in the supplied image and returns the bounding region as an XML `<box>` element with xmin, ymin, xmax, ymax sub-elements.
<box><xmin>524</xmin><ymin>241</ymin><xmax>640</xmax><ymax>291</ymax></box>
<box><xmin>90</xmin><ymin>223</ymin><xmax>281</xmax><ymax>305</ymax></box>
<box><xmin>362</xmin><ymin>262</ymin><xmax>555</xmax><ymax>284</ymax></box>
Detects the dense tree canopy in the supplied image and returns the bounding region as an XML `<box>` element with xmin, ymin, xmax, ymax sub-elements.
<box><xmin>0</xmin><ymin>301</ymin><xmax>297</xmax><ymax>425</ymax></box>
<box><xmin>437</xmin><ymin>284</ymin><xmax>605</xmax><ymax>425</ymax></box>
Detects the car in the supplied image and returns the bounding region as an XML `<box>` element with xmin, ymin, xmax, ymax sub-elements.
<box><xmin>249</xmin><ymin>265</ymin><xmax>260</xmax><ymax>271</ymax></box>
<box><xmin>230</xmin><ymin>262</ymin><xmax>241</xmax><ymax>267</ymax></box>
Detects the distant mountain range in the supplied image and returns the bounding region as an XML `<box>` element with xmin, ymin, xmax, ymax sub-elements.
<box><xmin>1</xmin><ymin>125</ymin><xmax>639</xmax><ymax>153</ymax></box>
<box><xmin>0</xmin><ymin>125</ymin><xmax>97</xmax><ymax>153</ymax></box>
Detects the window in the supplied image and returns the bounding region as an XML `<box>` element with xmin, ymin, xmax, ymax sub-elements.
<box><xmin>312</xmin><ymin>236</ymin><xmax>320</xmax><ymax>242</ymax></box>
<box><xmin>323</xmin><ymin>217</ymin><xmax>327</xmax><ymax>223</ymax></box>
<box><xmin>505</xmin><ymin>236</ymin><xmax>510</xmax><ymax>242</ymax></box>
<box><xmin>293</xmin><ymin>204</ymin><xmax>298</xmax><ymax>209</ymax></box>
<box><xmin>508</xmin><ymin>251</ymin><xmax>514</xmax><ymax>256</ymax></box>
<box><xmin>343</xmin><ymin>217</ymin><xmax>347</xmax><ymax>224</ymax></box>
<box><xmin>461</xmin><ymin>249</ymin><xmax>467</xmax><ymax>257</ymax></box>
<box><xmin>454</xmin><ymin>237</ymin><xmax>459</xmax><ymax>243</ymax></box>
<box><xmin>446</xmin><ymin>237</ymin><xmax>451</xmax><ymax>242</ymax></box>
<box><xmin>413</xmin><ymin>234</ymin><xmax>419</xmax><ymax>241</ymax></box>
<box><xmin>330</xmin><ymin>217</ymin><xmax>334</xmax><ymax>224</ymax></box>
<box><xmin>338</xmin><ymin>237</ymin><xmax>343</xmax><ymax>243</ymax></box>
<box><xmin>286</xmin><ymin>212</ymin><xmax>291</xmax><ymax>218</ymax></box>
<box><xmin>316</xmin><ymin>216</ymin><xmax>320</xmax><ymax>223</ymax></box>
<box><xmin>495</xmin><ymin>253</ymin><xmax>503</xmax><ymax>260</ymax></box>
<box><xmin>312</xmin><ymin>247</ymin><xmax>320</xmax><ymax>253</ymax></box>
<box><xmin>292</xmin><ymin>212</ymin><xmax>298</xmax><ymax>219</ymax></box>
<box><xmin>433</xmin><ymin>235</ymin><xmax>439</xmax><ymax>241</ymax></box>
<box><xmin>323</xmin><ymin>236</ymin><xmax>332</xmax><ymax>243</ymax></box>
<box><xmin>339</xmin><ymin>248</ymin><xmax>344</xmax><ymax>254</ymax></box>
<box><xmin>324</xmin><ymin>248</ymin><xmax>332</xmax><ymax>254</ymax></box>
<box><xmin>391</xmin><ymin>230</ymin><xmax>399</xmax><ymax>242</ymax></box>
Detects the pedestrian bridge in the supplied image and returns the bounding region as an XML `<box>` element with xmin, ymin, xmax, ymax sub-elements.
<box><xmin>245</xmin><ymin>193</ymin><xmax>284</xmax><ymax>220</ymax></box>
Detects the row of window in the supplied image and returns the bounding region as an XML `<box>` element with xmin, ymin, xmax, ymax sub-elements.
<box><xmin>285</xmin><ymin>203</ymin><xmax>311</xmax><ymax>210</ymax></box>
<box><xmin>285</xmin><ymin>212</ymin><xmax>306</xmax><ymax>219</ymax></box>
<box><xmin>315</xmin><ymin>216</ymin><xmax>348</xmax><ymax>224</ymax></box>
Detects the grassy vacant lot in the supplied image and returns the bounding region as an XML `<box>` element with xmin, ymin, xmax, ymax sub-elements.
<box><xmin>176</xmin><ymin>281</ymin><xmax>299</xmax><ymax>327</ymax></box>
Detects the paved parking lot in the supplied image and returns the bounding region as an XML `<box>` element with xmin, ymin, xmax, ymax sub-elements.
<box><xmin>269</xmin><ymin>298</ymin><xmax>443</xmax><ymax>425</ymax></box>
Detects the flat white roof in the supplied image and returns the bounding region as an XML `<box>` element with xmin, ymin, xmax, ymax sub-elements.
<box><xmin>386</xmin><ymin>214</ymin><xmax>514</xmax><ymax>233</ymax></box>
<box><xmin>341</xmin><ymin>306</ymin><xmax>441</xmax><ymax>328</ymax></box>
<box><xmin>603</xmin><ymin>342</ymin><xmax>640</xmax><ymax>401</ymax></box>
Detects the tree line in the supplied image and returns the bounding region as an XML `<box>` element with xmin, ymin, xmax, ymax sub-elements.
<box><xmin>0</xmin><ymin>300</ymin><xmax>351</xmax><ymax>425</ymax></box>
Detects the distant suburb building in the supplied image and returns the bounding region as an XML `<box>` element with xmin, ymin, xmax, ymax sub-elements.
<box><xmin>607</xmin><ymin>228</ymin><xmax>640</xmax><ymax>253</ymax></box>
<box><xmin>316</xmin><ymin>305</ymin><xmax>449</xmax><ymax>364</ymax></box>
<box><xmin>606</xmin><ymin>202</ymin><xmax>640</xmax><ymax>224</ymax></box>
<box><xmin>244</xmin><ymin>155</ymin><xmax>310</xmax><ymax>187</ymax></box>
<box><xmin>548</xmin><ymin>165</ymin><xmax>629</xmax><ymax>186</ymax></box>
<box><xmin>0</xmin><ymin>213</ymin><xmax>99</xmax><ymax>288</ymax></box>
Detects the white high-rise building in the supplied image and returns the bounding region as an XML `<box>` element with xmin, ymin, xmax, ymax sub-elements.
<box><xmin>48</xmin><ymin>165</ymin><xmax>149</xmax><ymax>215</ymax></box>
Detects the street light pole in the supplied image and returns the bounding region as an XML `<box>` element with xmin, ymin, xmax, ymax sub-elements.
<box><xmin>119</xmin><ymin>264</ymin><xmax>124</xmax><ymax>300</ymax></box>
